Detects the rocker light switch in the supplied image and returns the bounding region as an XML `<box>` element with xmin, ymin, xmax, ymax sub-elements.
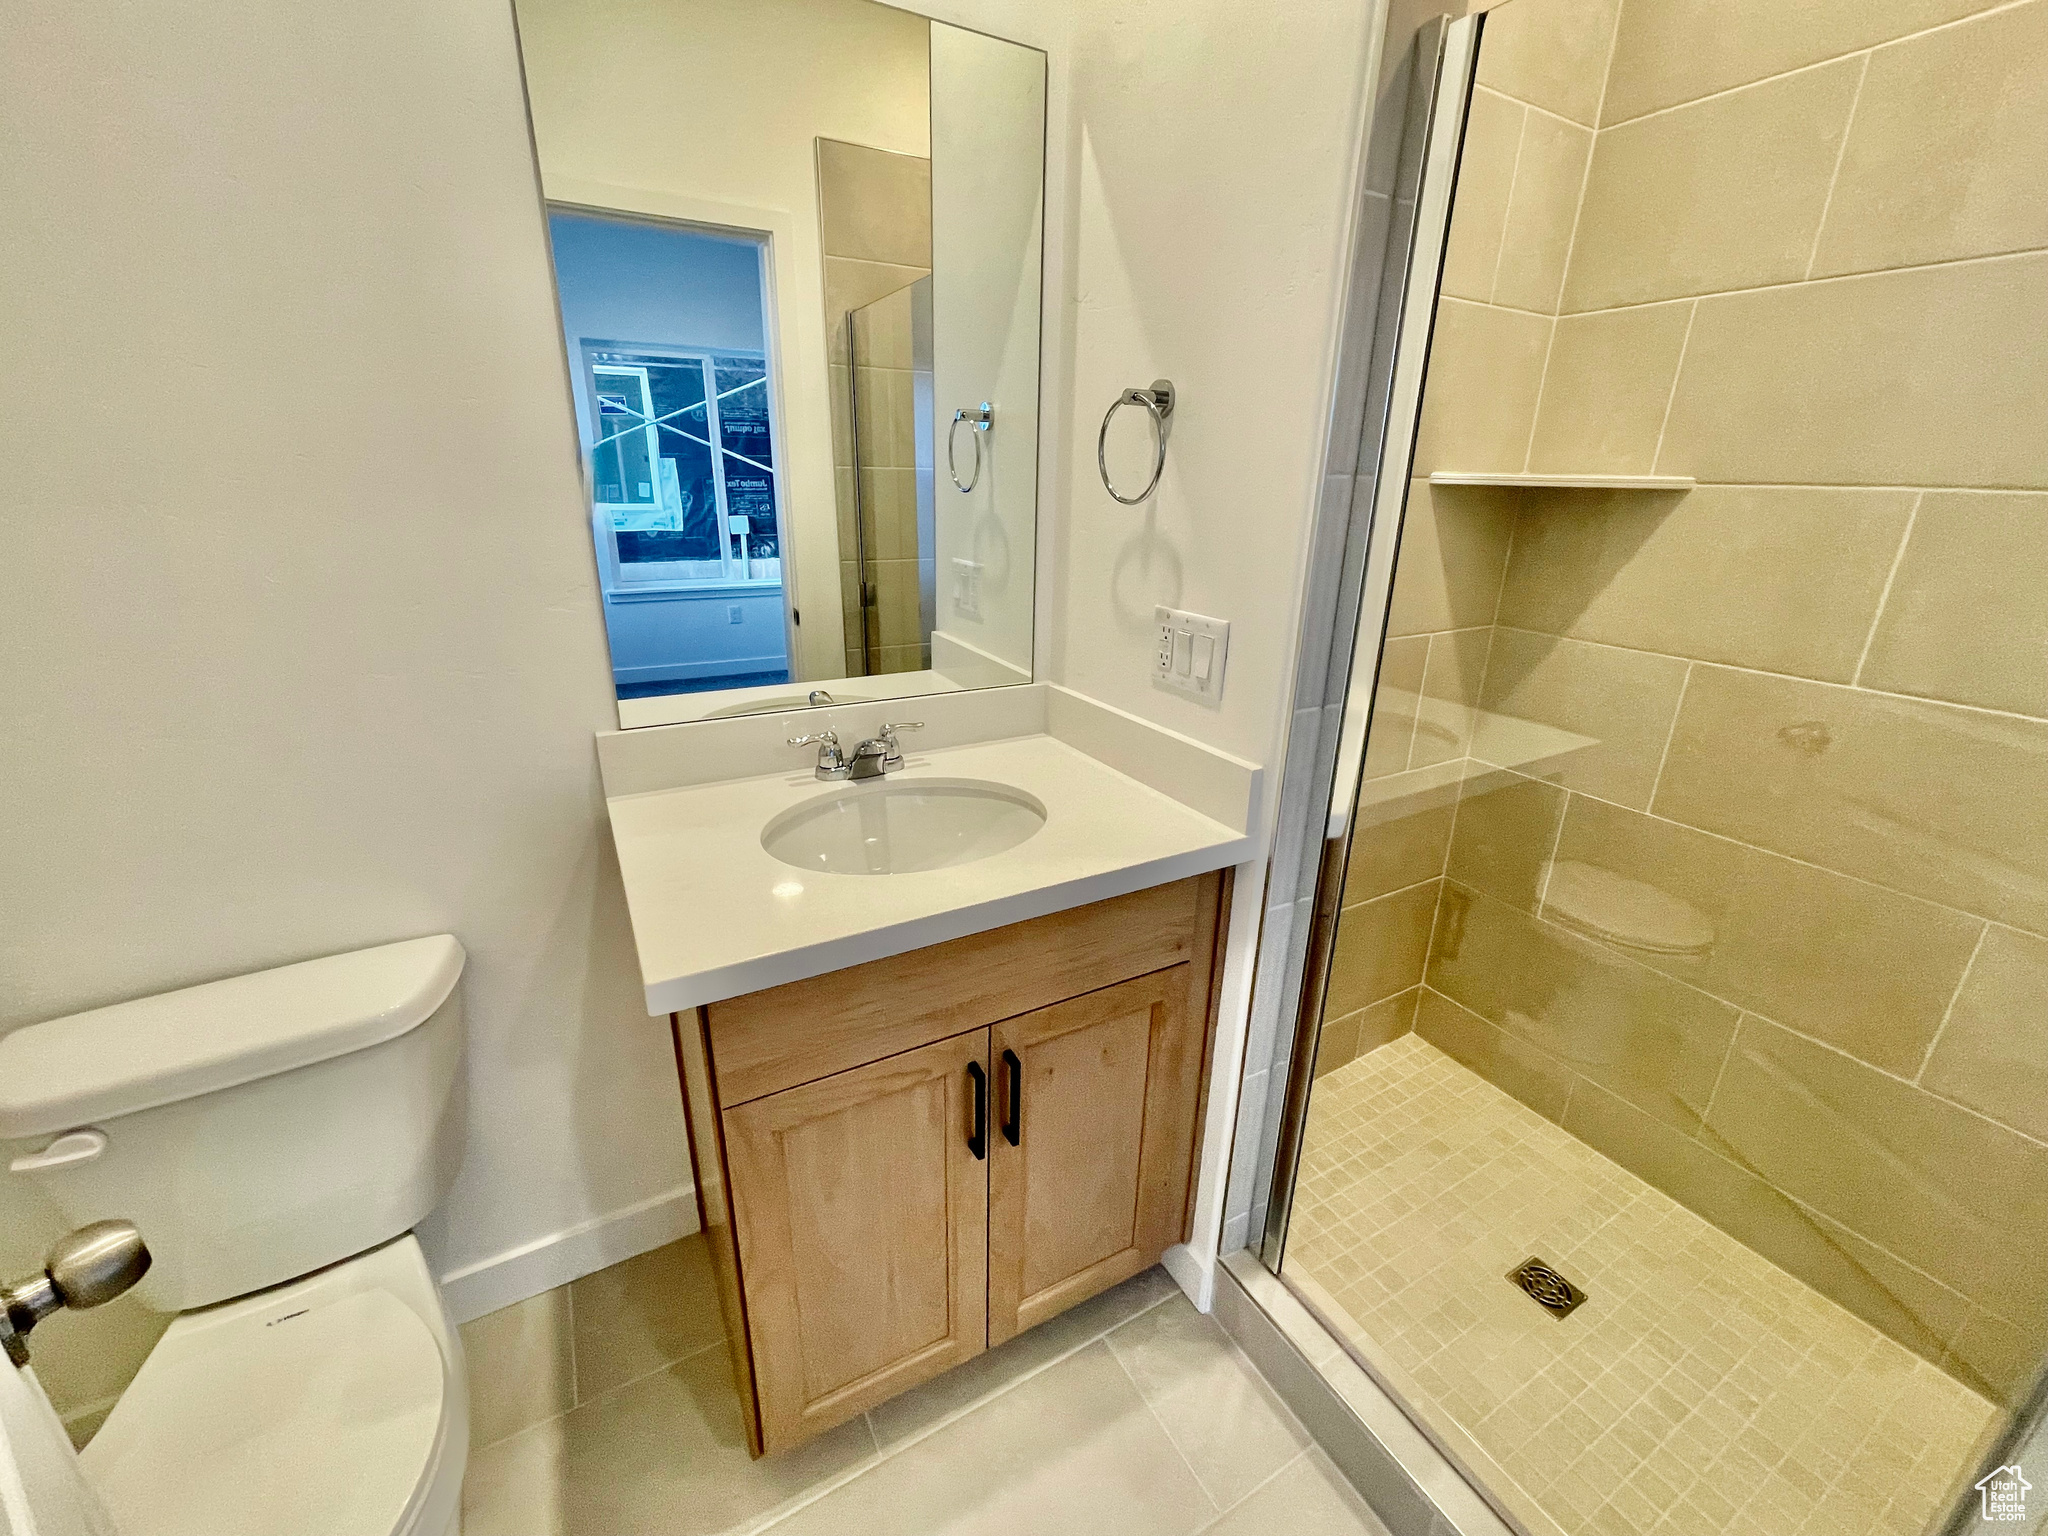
<box><xmin>1153</xmin><ymin>606</ymin><xmax>1229</xmax><ymax>703</ymax></box>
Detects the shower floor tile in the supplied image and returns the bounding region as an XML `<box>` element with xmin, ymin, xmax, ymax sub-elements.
<box><xmin>1283</xmin><ymin>1032</ymin><xmax>1999</xmax><ymax>1536</ymax></box>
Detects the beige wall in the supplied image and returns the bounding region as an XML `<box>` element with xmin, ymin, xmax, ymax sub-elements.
<box><xmin>517</xmin><ymin>0</ymin><xmax>932</xmax><ymax>685</ymax></box>
<box><xmin>1324</xmin><ymin>0</ymin><xmax>2048</xmax><ymax>1403</ymax></box>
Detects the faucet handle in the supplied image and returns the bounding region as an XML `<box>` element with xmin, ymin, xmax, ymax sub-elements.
<box><xmin>789</xmin><ymin>729</ymin><xmax>850</xmax><ymax>781</ymax></box>
<box><xmin>877</xmin><ymin>721</ymin><xmax>923</xmax><ymax>770</ymax></box>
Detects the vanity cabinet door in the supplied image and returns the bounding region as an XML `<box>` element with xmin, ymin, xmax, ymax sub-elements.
<box><xmin>724</xmin><ymin>1029</ymin><xmax>991</xmax><ymax>1451</ymax></box>
<box><xmin>986</xmin><ymin>966</ymin><xmax>1204</xmax><ymax>1346</ymax></box>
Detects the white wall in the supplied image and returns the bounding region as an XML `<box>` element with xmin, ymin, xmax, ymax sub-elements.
<box><xmin>0</xmin><ymin>0</ymin><xmax>695</xmax><ymax>1410</ymax></box>
<box><xmin>929</xmin><ymin>23</ymin><xmax>1045</xmax><ymax>676</ymax></box>
<box><xmin>910</xmin><ymin>0</ymin><xmax>1383</xmax><ymax>1294</ymax></box>
<box><xmin>516</xmin><ymin>0</ymin><xmax>931</xmax><ymax>685</ymax></box>
<box><xmin>0</xmin><ymin>0</ymin><xmax>1380</xmax><ymax>1420</ymax></box>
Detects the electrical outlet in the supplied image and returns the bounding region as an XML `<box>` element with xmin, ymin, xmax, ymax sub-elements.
<box><xmin>1153</xmin><ymin>606</ymin><xmax>1228</xmax><ymax>703</ymax></box>
<box><xmin>727</xmin><ymin>604</ymin><xmax>743</xmax><ymax>625</ymax></box>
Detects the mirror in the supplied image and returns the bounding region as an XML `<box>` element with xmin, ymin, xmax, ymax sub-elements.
<box><xmin>512</xmin><ymin>0</ymin><xmax>1047</xmax><ymax>726</ymax></box>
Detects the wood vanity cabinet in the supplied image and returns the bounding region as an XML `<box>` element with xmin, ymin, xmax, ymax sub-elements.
<box><xmin>671</xmin><ymin>871</ymin><xmax>1230</xmax><ymax>1456</ymax></box>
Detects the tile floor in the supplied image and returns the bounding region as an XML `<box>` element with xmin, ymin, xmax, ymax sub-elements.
<box><xmin>1285</xmin><ymin>1034</ymin><xmax>2001</xmax><ymax>1536</ymax></box>
<box><xmin>459</xmin><ymin>1248</ymin><xmax>1391</xmax><ymax>1536</ymax></box>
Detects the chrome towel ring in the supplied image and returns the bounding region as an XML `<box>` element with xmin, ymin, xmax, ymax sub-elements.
<box><xmin>948</xmin><ymin>402</ymin><xmax>994</xmax><ymax>493</ymax></box>
<box><xmin>1097</xmin><ymin>379</ymin><xmax>1175</xmax><ymax>505</ymax></box>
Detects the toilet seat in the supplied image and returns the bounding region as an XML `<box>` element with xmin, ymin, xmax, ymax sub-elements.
<box><xmin>78</xmin><ymin>1238</ymin><xmax>462</xmax><ymax>1536</ymax></box>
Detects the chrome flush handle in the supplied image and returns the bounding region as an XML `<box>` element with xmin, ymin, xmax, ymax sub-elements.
<box><xmin>788</xmin><ymin>729</ymin><xmax>850</xmax><ymax>782</ymax></box>
<box><xmin>0</xmin><ymin>1222</ymin><xmax>152</xmax><ymax>1367</ymax></box>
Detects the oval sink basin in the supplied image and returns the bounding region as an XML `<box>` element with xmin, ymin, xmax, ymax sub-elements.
<box><xmin>762</xmin><ymin>779</ymin><xmax>1048</xmax><ymax>876</ymax></box>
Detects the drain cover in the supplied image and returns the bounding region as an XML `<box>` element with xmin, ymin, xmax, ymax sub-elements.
<box><xmin>1507</xmin><ymin>1256</ymin><xmax>1587</xmax><ymax>1318</ymax></box>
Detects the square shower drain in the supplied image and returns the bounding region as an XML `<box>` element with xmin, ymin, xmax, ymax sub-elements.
<box><xmin>1507</xmin><ymin>1256</ymin><xmax>1587</xmax><ymax>1318</ymax></box>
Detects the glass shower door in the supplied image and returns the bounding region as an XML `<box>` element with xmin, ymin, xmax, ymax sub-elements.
<box><xmin>843</xmin><ymin>278</ymin><xmax>936</xmax><ymax>677</ymax></box>
<box><xmin>1249</xmin><ymin>3</ymin><xmax>2048</xmax><ymax>1534</ymax></box>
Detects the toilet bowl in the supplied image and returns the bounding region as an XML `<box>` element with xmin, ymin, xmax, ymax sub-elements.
<box><xmin>0</xmin><ymin>937</ymin><xmax>471</xmax><ymax>1536</ymax></box>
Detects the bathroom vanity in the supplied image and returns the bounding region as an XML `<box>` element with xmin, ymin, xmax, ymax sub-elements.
<box><xmin>676</xmin><ymin>871</ymin><xmax>1229</xmax><ymax>1454</ymax></box>
<box><xmin>597</xmin><ymin>683</ymin><xmax>1258</xmax><ymax>1455</ymax></box>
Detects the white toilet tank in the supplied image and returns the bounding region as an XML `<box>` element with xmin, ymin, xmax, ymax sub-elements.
<box><xmin>0</xmin><ymin>937</ymin><xmax>466</xmax><ymax>1313</ymax></box>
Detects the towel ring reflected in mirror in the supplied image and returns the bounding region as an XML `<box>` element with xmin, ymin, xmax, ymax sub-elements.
<box><xmin>948</xmin><ymin>402</ymin><xmax>994</xmax><ymax>493</ymax></box>
<box><xmin>1097</xmin><ymin>379</ymin><xmax>1176</xmax><ymax>505</ymax></box>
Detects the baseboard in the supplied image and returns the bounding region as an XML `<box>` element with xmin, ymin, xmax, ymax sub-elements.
<box><xmin>1162</xmin><ymin>1240</ymin><xmax>1214</xmax><ymax>1312</ymax></box>
<box><xmin>437</xmin><ymin>1183</ymin><xmax>700</xmax><ymax>1325</ymax></box>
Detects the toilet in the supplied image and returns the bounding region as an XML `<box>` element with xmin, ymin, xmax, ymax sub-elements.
<box><xmin>0</xmin><ymin>936</ymin><xmax>471</xmax><ymax>1536</ymax></box>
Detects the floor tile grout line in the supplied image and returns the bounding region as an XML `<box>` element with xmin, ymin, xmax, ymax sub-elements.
<box><xmin>1185</xmin><ymin>1451</ymin><xmax>1313</xmax><ymax>1536</ymax></box>
<box><xmin>749</xmin><ymin>1288</ymin><xmax>1186</xmax><ymax>1536</ymax></box>
<box><xmin>1102</xmin><ymin>1330</ymin><xmax>1226</xmax><ymax>1516</ymax></box>
<box><xmin>471</xmin><ymin>1330</ymin><xmax>733</xmax><ymax>1456</ymax></box>
<box><xmin>1596</xmin><ymin>0</ymin><xmax>2038</xmax><ymax>135</ymax></box>
<box><xmin>1803</xmin><ymin>51</ymin><xmax>1871</xmax><ymax>282</ymax></box>
<box><xmin>1850</xmin><ymin>490</ymin><xmax>1924</xmax><ymax>687</ymax></box>
<box><xmin>1912</xmin><ymin>921</ymin><xmax>1989</xmax><ymax>1085</ymax></box>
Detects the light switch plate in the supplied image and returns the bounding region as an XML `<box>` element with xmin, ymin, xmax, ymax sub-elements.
<box><xmin>951</xmin><ymin>557</ymin><xmax>982</xmax><ymax>619</ymax></box>
<box><xmin>1153</xmin><ymin>606</ymin><xmax>1229</xmax><ymax>703</ymax></box>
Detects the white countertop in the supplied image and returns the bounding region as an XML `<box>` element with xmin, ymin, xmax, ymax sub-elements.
<box><xmin>601</xmin><ymin>688</ymin><xmax>1259</xmax><ymax>1014</ymax></box>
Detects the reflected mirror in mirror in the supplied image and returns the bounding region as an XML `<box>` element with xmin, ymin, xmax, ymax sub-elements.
<box><xmin>512</xmin><ymin>0</ymin><xmax>1046</xmax><ymax>726</ymax></box>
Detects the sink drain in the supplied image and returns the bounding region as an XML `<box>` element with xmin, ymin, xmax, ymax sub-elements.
<box><xmin>1507</xmin><ymin>1256</ymin><xmax>1587</xmax><ymax>1318</ymax></box>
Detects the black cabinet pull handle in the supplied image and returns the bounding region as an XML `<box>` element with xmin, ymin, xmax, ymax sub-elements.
<box><xmin>1000</xmin><ymin>1049</ymin><xmax>1021</xmax><ymax>1146</ymax></box>
<box><xmin>966</xmin><ymin>1061</ymin><xmax>987</xmax><ymax>1160</ymax></box>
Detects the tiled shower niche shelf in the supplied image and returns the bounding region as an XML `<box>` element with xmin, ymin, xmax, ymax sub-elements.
<box><xmin>1428</xmin><ymin>471</ymin><xmax>1695</xmax><ymax>490</ymax></box>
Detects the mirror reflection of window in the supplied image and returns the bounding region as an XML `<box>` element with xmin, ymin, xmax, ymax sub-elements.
<box><xmin>548</xmin><ymin>211</ymin><xmax>792</xmax><ymax>698</ymax></box>
<box><xmin>514</xmin><ymin>0</ymin><xmax>1044</xmax><ymax>723</ymax></box>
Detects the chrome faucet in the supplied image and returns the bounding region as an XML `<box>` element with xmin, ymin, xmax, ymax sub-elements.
<box><xmin>807</xmin><ymin>690</ymin><xmax>834</xmax><ymax>707</ymax></box>
<box><xmin>847</xmin><ymin>721</ymin><xmax>923</xmax><ymax>780</ymax></box>
<box><xmin>788</xmin><ymin>729</ymin><xmax>850</xmax><ymax>781</ymax></box>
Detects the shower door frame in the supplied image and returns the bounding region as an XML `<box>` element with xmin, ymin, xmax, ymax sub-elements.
<box><xmin>1204</xmin><ymin>17</ymin><xmax>1545</xmax><ymax>1532</ymax></box>
<box><xmin>1229</xmin><ymin>9</ymin><xmax>1480</xmax><ymax>1279</ymax></box>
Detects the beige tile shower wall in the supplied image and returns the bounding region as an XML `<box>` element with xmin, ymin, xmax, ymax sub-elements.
<box><xmin>848</xmin><ymin>286</ymin><xmax>930</xmax><ymax>674</ymax></box>
<box><xmin>1397</xmin><ymin>0</ymin><xmax>2048</xmax><ymax>1403</ymax></box>
<box><xmin>817</xmin><ymin>139</ymin><xmax>931</xmax><ymax>675</ymax></box>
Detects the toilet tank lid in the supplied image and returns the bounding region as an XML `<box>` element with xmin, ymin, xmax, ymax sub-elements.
<box><xmin>0</xmin><ymin>936</ymin><xmax>465</xmax><ymax>1139</ymax></box>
